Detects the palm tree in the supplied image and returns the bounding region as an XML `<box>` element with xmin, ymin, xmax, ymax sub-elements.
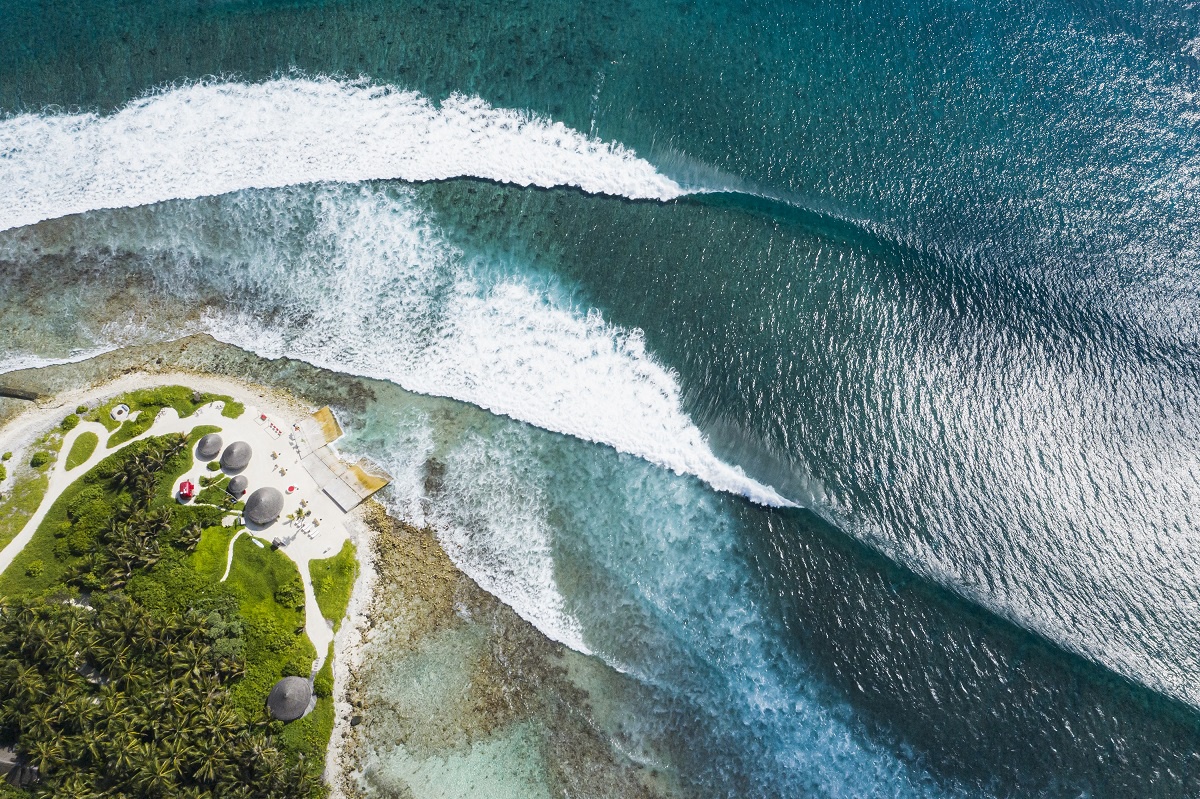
<box><xmin>179</xmin><ymin>522</ymin><xmax>203</xmax><ymax>551</ymax></box>
<box><xmin>135</xmin><ymin>751</ymin><xmax>176</xmax><ymax>796</ymax></box>
<box><xmin>108</xmin><ymin>733</ymin><xmax>139</xmax><ymax>774</ymax></box>
<box><xmin>161</xmin><ymin>733</ymin><xmax>193</xmax><ymax>773</ymax></box>
<box><xmin>46</xmin><ymin>771</ymin><xmax>103</xmax><ymax>799</ymax></box>
<box><xmin>191</xmin><ymin>743</ymin><xmax>221</xmax><ymax>785</ymax></box>
<box><xmin>64</xmin><ymin>694</ymin><xmax>94</xmax><ymax>736</ymax></box>
<box><xmin>25</xmin><ymin>736</ymin><xmax>63</xmax><ymax>773</ymax></box>
<box><xmin>12</xmin><ymin>662</ymin><xmax>46</xmax><ymax>703</ymax></box>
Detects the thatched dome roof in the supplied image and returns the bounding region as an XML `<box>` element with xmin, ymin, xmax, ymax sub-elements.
<box><xmin>227</xmin><ymin>475</ymin><xmax>249</xmax><ymax>497</ymax></box>
<box><xmin>196</xmin><ymin>433</ymin><xmax>223</xmax><ymax>461</ymax></box>
<box><xmin>266</xmin><ymin>676</ymin><xmax>312</xmax><ymax>721</ymax></box>
<box><xmin>244</xmin><ymin>487</ymin><xmax>284</xmax><ymax>525</ymax></box>
<box><xmin>220</xmin><ymin>441</ymin><xmax>252</xmax><ymax>472</ymax></box>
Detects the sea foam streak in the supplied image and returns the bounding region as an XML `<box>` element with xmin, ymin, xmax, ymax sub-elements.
<box><xmin>0</xmin><ymin>77</ymin><xmax>685</xmax><ymax>232</ymax></box>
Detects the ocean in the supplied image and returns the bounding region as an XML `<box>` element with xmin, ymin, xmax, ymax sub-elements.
<box><xmin>3</xmin><ymin>0</ymin><xmax>1200</xmax><ymax>795</ymax></box>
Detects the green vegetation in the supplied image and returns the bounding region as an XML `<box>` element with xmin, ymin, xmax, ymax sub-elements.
<box><xmin>223</xmin><ymin>536</ymin><xmax>316</xmax><ymax>719</ymax></box>
<box><xmin>309</xmin><ymin>540</ymin><xmax>358</xmax><ymax>631</ymax></box>
<box><xmin>0</xmin><ymin>464</ymin><xmax>6</xmax><ymax>483</ymax></box>
<box><xmin>64</xmin><ymin>432</ymin><xmax>98</xmax><ymax>471</ymax></box>
<box><xmin>191</xmin><ymin>424</ymin><xmax>222</xmax><ymax>440</ymax></box>
<box><xmin>196</xmin><ymin>475</ymin><xmax>234</xmax><ymax>508</ymax></box>
<box><xmin>59</xmin><ymin>414</ymin><xmax>79</xmax><ymax>431</ymax></box>
<box><xmin>207</xmin><ymin>460</ymin><xmax>221</xmax><ymax>471</ymax></box>
<box><xmin>0</xmin><ymin>434</ymin><xmax>210</xmax><ymax>597</ymax></box>
<box><xmin>75</xmin><ymin>404</ymin><xmax>88</xmax><ymax>414</ymax></box>
<box><xmin>27</xmin><ymin>452</ymin><xmax>51</xmax><ymax>469</ymax></box>
<box><xmin>313</xmin><ymin>644</ymin><xmax>334</xmax><ymax>698</ymax></box>
<box><xmin>0</xmin><ymin>429</ymin><xmax>69</xmax><ymax>552</ymax></box>
<box><xmin>89</xmin><ymin>385</ymin><xmax>243</xmax><ymax>433</ymax></box>
<box><xmin>190</xmin><ymin>527</ymin><xmax>239</xmax><ymax>583</ymax></box>
<box><xmin>279</xmin><ymin>643</ymin><xmax>334</xmax><ymax>767</ymax></box>
<box><xmin>0</xmin><ymin>470</ymin><xmax>50</xmax><ymax>552</ymax></box>
<box><xmin>0</xmin><ymin>417</ymin><xmax>332</xmax><ymax>797</ymax></box>
<box><xmin>278</xmin><ymin>690</ymin><xmax>334</xmax><ymax>771</ymax></box>
<box><xmin>106</xmin><ymin>413</ymin><xmax>154</xmax><ymax>448</ymax></box>
<box><xmin>0</xmin><ymin>595</ymin><xmax>321</xmax><ymax>798</ymax></box>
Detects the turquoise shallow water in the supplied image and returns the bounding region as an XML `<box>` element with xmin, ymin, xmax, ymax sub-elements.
<box><xmin>4</xmin><ymin>0</ymin><xmax>1200</xmax><ymax>796</ymax></box>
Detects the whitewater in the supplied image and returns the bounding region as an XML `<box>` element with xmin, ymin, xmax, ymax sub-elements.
<box><xmin>0</xmin><ymin>76</ymin><xmax>686</xmax><ymax>232</ymax></box>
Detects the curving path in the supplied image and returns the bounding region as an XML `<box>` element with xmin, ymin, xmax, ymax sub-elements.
<box><xmin>0</xmin><ymin>418</ymin><xmax>112</xmax><ymax>578</ymax></box>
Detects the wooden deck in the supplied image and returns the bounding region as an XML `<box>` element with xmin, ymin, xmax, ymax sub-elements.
<box><xmin>293</xmin><ymin>407</ymin><xmax>390</xmax><ymax>512</ymax></box>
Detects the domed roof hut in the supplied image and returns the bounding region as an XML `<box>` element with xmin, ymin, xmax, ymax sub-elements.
<box><xmin>266</xmin><ymin>676</ymin><xmax>312</xmax><ymax>722</ymax></box>
<box><xmin>244</xmin><ymin>486</ymin><xmax>284</xmax><ymax>525</ymax></box>
<box><xmin>226</xmin><ymin>474</ymin><xmax>249</xmax><ymax>497</ymax></box>
<box><xmin>220</xmin><ymin>441</ymin><xmax>252</xmax><ymax>472</ymax></box>
<box><xmin>195</xmin><ymin>433</ymin><xmax>223</xmax><ymax>461</ymax></box>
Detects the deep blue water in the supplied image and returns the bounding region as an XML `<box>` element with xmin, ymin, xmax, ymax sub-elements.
<box><xmin>3</xmin><ymin>0</ymin><xmax>1200</xmax><ymax>795</ymax></box>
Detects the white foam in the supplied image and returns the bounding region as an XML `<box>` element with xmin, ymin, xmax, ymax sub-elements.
<box><xmin>144</xmin><ymin>184</ymin><xmax>790</xmax><ymax>507</ymax></box>
<box><xmin>0</xmin><ymin>345</ymin><xmax>120</xmax><ymax>376</ymax></box>
<box><xmin>0</xmin><ymin>77</ymin><xmax>686</xmax><ymax>232</ymax></box>
<box><xmin>429</xmin><ymin>433</ymin><xmax>593</xmax><ymax>656</ymax></box>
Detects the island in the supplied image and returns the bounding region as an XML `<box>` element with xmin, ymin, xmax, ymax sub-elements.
<box><xmin>0</xmin><ymin>340</ymin><xmax>676</xmax><ymax>799</ymax></box>
<box><xmin>0</xmin><ymin>380</ymin><xmax>388</xmax><ymax>799</ymax></box>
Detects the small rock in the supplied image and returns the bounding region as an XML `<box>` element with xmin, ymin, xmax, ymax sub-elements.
<box><xmin>350</xmin><ymin>715</ymin><xmax>363</xmax><ymax>727</ymax></box>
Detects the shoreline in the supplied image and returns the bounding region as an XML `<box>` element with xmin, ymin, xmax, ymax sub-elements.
<box><xmin>325</xmin><ymin>502</ymin><xmax>381</xmax><ymax>796</ymax></box>
<box><xmin>0</xmin><ymin>337</ymin><xmax>677</xmax><ymax>799</ymax></box>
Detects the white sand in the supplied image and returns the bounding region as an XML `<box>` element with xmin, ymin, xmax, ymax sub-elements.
<box><xmin>324</xmin><ymin>507</ymin><xmax>379</xmax><ymax>795</ymax></box>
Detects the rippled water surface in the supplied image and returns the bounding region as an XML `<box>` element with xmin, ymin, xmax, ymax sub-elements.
<box><xmin>4</xmin><ymin>0</ymin><xmax>1200</xmax><ymax>796</ymax></box>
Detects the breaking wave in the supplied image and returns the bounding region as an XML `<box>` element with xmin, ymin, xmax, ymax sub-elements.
<box><xmin>0</xmin><ymin>76</ymin><xmax>686</xmax><ymax>232</ymax></box>
<box><xmin>0</xmin><ymin>183</ymin><xmax>792</xmax><ymax>512</ymax></box>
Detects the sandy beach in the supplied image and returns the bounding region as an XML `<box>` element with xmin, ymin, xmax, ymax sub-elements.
<box><xmin>0</xmin><ymin>369</ymin><xmax>309</xmax><ymax>469</ymax></box>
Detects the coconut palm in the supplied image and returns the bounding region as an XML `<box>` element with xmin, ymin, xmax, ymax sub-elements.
<box><xmin>108</xmin><ymin>734</ymin><xmax>140</xmax><ymax>774</ymax></box>
<box><xmin>25</xmin><ymin>736</ymin><xmax>63</xmax><ymax>773</ymax></box>
<box><xmin>135</xmin><ymin>751</ymin><xmax>176</xmax><ymax>795</ymax></box>
<box><xmin>191</xmin><ymin>746</ymin><xmax>221</xmax><ymax>785</ymax></box>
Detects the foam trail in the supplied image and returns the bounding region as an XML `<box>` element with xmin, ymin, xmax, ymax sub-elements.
<box><xmin>0</xmin><ymin>77</ymin><xmax>686</xmax><ymax>232</ymax></box>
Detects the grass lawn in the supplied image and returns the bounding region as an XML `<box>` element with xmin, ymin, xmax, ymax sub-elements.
<box><xmin>197</xmin><ymin>474</ymin><xmax>233</xmax><ymax>508</ymax></box>
<box><xmin>190</xmin><ymin>526</ymin><xmax>240</xmax><ymax>582</ymax></box>
<box><xmin>222</xmin><ymin>537</ymin><xmax>335</xmax><ymax>772</ymax></box>
<box><xmin>279</xmin><ymin>693</ymin><xmax>334</xmax><ymax>769</ymax></box>
<box><xmin>91</xmin><ymin>385</ymin><xmax>245</xmax><ymax>433</ymax></box>
<box><xmin>65</xmin><ymin>431</ymin><xmax>99</xmax><ymax>471</ymax></box>
<box><xmin>106</xmin><ymin>412</ymin><xmax>157</xmax><ymax>448</ymax></box>
<box><xmin>223</xmin><ymin>535</ymin><xmax>316</xmax><ymax>720</ymax></box>
<box><xmin>0</xmin><ymin>470</ymin><xmax>50</xmax><ymax>553</ymax></box>
<box><xmin>309</xmin><ymin>539</ymin><xmax>358</xmax><ymax>630</ymax></box>
<box><xmin>280</xmin><ymin>641</ymin><xmax>335</xmax><ymax>768</ymax></box>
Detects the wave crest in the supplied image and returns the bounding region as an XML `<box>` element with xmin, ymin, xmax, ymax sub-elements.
<box><xmin>0</xmin><ymin>77</ymin><xmax>686</xmax><ymax>232</ymax></box>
